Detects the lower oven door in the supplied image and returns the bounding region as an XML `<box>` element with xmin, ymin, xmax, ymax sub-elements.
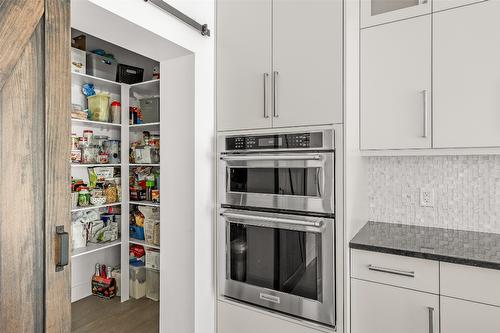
<box><xmin>218</xmin><ymin>209</ymin><xmax>335</xmax><ymax>327</ymax></box>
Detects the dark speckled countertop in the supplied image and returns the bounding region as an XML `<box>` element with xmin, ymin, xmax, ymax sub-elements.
<box><xmin>350</xmin><ymin>221</ymin><xmax>500</xmax><ymax>270</ymax></box>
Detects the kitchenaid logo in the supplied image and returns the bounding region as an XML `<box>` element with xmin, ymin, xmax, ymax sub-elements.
<box><xmin>260</xmin><ymin>293</ymin><xmax>280</xmax><ymax>304</ymax></box>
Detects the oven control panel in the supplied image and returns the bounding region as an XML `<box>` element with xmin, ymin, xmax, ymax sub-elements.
<box><xmin>225</xmin><ymin>132</ymin><xmax>323</xmax><ymax>151</ymax></box>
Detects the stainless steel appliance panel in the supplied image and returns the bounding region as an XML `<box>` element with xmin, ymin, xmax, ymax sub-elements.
<box><xmin>218</xmin><ymin>209</ymin><xmax>335</xmax><ymax>327</ymax></box>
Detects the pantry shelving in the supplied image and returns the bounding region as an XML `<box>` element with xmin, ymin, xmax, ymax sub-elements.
<box><xmin>129</xmin><ymin>238</ymin><xmax>160</xmax><ymax>250</ymax></box>
<box><xmin>72</xmin><ymin>239</ymin><xmax>122</xmax><ymax>258</ymax></box>
<box><xmin>71</xmin><ymin>118</ymin><xmax>122</xmax><ymax>128</ymax></box>
<box><xmin>71</xmin><ymin>202</ymin><xmax>121</xmax><ymax>213</ymax></box>
<box><xmin>129</xmin><ymin>122</ymin><xmax>160</xmax><ymax>130</ymax></box>
<box><xmin>71</xmin><ymin>71</ymin><xmax>121</xmax><ymax>95</ymax></box>
<box><xmin>129</xmin><ymin>163</ymin><xmax>160</xmax><ymax>167</ymax></box>
<box><xmin>71</xmin><ymin>163</ymin><xmax>121</xmax><ymax>168</ymax></box>
<box><xmin>129</xmin><ymin>201</ymin><xmax>160</xmax><ymax>207</ymax></box>
<box><xmin>70</xmin><ymin>28</ymin><xmax>162</xmax><ymax>308</ymax></box>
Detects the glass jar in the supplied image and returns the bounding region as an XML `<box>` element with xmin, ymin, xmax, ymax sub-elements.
<box><xmin>78</xmin><ymin>188</ymin><xmax>90</xmax><ymax>207</ymax></box>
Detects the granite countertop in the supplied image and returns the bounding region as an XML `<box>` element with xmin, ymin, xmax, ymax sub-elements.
<box><xmin>350</xmin><ymin>221</ymin><xmax>500</xmax><ymax>270</ymax></box>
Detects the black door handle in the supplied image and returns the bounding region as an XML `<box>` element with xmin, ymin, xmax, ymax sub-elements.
<box><xmin>56</xmin><ymin>225</ymin><xmax>69</xmax><ymax>272</ymax></box>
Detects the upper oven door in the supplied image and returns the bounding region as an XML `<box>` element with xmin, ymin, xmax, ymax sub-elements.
<box><xmin>219</xmin><ymin>152</ymin><xmax>334</xmax><ymax>215</ymax></box>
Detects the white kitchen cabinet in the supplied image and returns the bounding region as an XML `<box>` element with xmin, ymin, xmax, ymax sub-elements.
<box><xmin>360</xmin><ymin>15</ymin><xmax>431</xmax><ymax>150</ymax></box>
<box><xmin>360</xmin><ymin>0</ymin><xmax>431</xmax><ymax>28</ymax></box>
<box><xmin>433</xmin><ymin>0</ymin><xmax>500</xmax><ymax>148</ymax></box>
<box><xmin>216</xmin><ymin>0</ymin><xmax>272</xmax><ymax>131</ymax></box>
<box><xmin>441</xmin><ymin>297</ymin><xmax>500</xmax><ymax>333</ymax></box>
<box><xmin>216</xmin><ymin>0</ymin><xmax>342</xmax><ymax>131</ymax></box>
<box><xmin>218</xmin><ymin>300</ymin><xmax>326</xmax><ymax>333</ymax></box>
<box><xmin>351</xmin><ymin>278</ymin><xmax>439</xmax><ymax>333</ymax></box>
<box><xmin>272</xmin><ymin>0</ymin><xmax>342</xmax><ymax>127</ymax></box>
<box><xmin>433</xmin><ymin>0</ymin><xmax>487</xmax><ymax>12</ymax></box>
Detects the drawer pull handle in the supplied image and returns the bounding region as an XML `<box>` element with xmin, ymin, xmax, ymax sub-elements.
<box><xmin>428</xmin><ymin>307</ymin><xmax>434</xmax><ymax>333</ymax></box>
<box><xmin>367</xmin><ymin>264</ymin><xmax>415</xmax><ymax>278</ymax></box>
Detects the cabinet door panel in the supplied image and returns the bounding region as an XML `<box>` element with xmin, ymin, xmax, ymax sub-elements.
<box><xmin>441</xmin><ymin>297</ymin><xmax>500</xmax><ymax>333</ymax></box>
<box><xmin>433</xmin><ymin>0</ymin><xmax>487</xmax><ymax>12</ymax></box>
<box><xmin>360</xmin><ymin>16</ymin><xmax>431</xmax><ymax>150</ymax></box>
<box><xmin>351</xmin><ymin>279</ymin><xmax>439</xmax><ymax>333</ymax></box>
<box><xmin>217</xmin><ymin>0</ymin><xmax>272</xmax><ymax>131</ymax></box>
<box><xmin>360</xmin><ymin>0</ymin><xmax>431</xmax><ymax>28</ymax></box>
<box><xmin>433</xmin><ymin>1</ymin><xmax>500</xmax><ymax>148</ymax></box>
<box><xmin>272</xmin><ymin>0</ymin><xmax>342</xmax><ymax>127</ymax></box>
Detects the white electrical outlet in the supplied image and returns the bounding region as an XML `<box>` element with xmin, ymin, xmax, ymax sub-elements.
<box><xmin>420</xmin><ymin>188</ymin><xmax>435</xmax><ymax>207</ymax></box>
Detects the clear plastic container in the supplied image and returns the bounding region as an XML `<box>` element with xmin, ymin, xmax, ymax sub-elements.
<box><xmin>146</xmin><ymin>268</ymin><xmax>160</xmax><ymax>301</ymax></box>
<box><xmin>129</xmin><ymin>264</ymin><xmax>146</xmax><ymax>299</ymax></box>
<box><xmin>88</xmin><ymin>94</ymin><xmax>110</xmax><ymax>122</ymax></box>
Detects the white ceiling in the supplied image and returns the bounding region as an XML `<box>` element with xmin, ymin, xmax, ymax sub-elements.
<box><xmin>71</xmin><ymin>0</ymin><xmax>191</xmax><ymax>61</ymax></box>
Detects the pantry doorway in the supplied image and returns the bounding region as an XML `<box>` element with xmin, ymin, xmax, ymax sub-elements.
<box><xmin>0</xmin><ymin>0</ymin><xmax>72</xmax><ymax>332</ymax></box>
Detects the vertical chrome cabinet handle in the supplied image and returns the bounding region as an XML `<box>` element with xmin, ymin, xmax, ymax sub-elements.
<box><xmin>56</xmin><ymin>225</ymin><xmax>69</xmax><ymax>272</ymax></box>
<box><xmin>263</xmin><ymin>73</ymin><xmax>270</xmax><ymax>118</ymax></box>
<box><xmin>273</xmin><ymin>71</ymin><xmax>279</xmax><ymax>118</ymax></box>
<box><xmin>427</xmin><ymin>307</ymin><xmax>434</xmax><ymax>333</ymax></box>
<box><xmin>422</xmin><ymin>89</ymin><xmax>429</xmax><ymax>138</ymax></box>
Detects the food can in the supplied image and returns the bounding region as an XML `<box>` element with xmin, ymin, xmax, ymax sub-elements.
<box><xmin>70</xmin><ymin>149</ymin><xmax>82</xmax><ymax>163</ymax></box>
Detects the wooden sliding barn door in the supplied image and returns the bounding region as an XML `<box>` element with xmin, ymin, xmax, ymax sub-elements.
<box><xmin>0</xmin><ymin>0</ymin><xmax>71</xmax><ymax>332</ymax></box>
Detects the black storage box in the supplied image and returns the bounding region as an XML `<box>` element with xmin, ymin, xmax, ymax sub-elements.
<box><xmin>116</xmin><ymin>64</ymin><xmax>144</xmax><ymax>84</ymax></box>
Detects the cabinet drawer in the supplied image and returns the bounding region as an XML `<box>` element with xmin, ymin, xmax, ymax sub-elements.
<box><xmin>441</xmin><ymin>262</ymin><xmax>500</xmax><ymax>307</ymax></box>
<box><xmin>351</xmin><ymin>249</ymin><xmax>439</xmax><ymax>293</ymax></box>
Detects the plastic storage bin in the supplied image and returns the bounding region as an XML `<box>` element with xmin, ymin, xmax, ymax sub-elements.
<box><xmin>71</xmin><ymin>47</ymin><xmax>86</xmax><ymax>74</ymax></box>
<box><xmin>129</xmin><ymin>264</ymin><xmax>146</xmax><ymax>299</ymax></box>
<box><xmin>116</xmin><ymin>64</ymin><xmax>144</xmax><ymax>84</ymax></box>
<box><xmin>145</xmin><ymin>249</ymin><xmax>160</xmax><ymax>270</ymax></box>
<box><xmin>139</xmin><ymin>97</ymin><xmax>160</xmax><ymax>123</ymax></box>
<box><xmin>146</xmin><ymin>268</ymin><xmax>160</xmax><ymax>301</ymax></box>
<box><xmin>88</xmin><ymin>94</ymin><xmax>110</xmax><ymax>122</ymax></box>
<box><xmin>86</xmin><ymin>53</ymin><xmax>118</xmax><ymax>81</ymax></box>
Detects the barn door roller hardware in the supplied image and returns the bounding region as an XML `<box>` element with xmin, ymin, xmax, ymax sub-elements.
<box><xmin>144</xmin><ymin>0</ymin><xmax>211</xmax><ymax>36</ymax></box>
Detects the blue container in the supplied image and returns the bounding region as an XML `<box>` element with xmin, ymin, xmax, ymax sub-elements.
<box><xmin>130</xmin><ymin>225</ymin><xmax>145</xmax><ymax>240</ymax></box>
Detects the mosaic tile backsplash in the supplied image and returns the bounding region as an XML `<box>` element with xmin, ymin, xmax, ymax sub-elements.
<box><xmin>367</xmin><ymin>155</ymin><xmax>500</xmax><ymax>233</ymax></box>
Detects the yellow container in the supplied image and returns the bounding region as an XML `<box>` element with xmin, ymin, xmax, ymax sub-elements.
<box><xmin>88</xmin><ymin>93</ymin><xmax>110</xmax><ymax>122</ymax></box>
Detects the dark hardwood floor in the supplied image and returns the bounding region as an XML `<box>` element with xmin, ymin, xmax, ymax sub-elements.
<box><xmin>72</xmin><ymin>296</ymin><xmax>159</xmax><ymax>332</ymax></box>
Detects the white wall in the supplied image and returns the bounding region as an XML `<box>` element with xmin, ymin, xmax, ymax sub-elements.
<box><xmin>84</xmin><ymin>1</ymin><xmax>216</xmax><ymax>332</ymax></box>
<box><xmin>344</xmin><ymin>0</ymin><xmax>368</xmax><ymax>332</ymax></box>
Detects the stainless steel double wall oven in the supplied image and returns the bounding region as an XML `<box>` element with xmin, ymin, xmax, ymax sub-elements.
<box><xmin>218</xmin><ymin>128</ymin><xmax>337</xmax><ymax>327</ymax></box>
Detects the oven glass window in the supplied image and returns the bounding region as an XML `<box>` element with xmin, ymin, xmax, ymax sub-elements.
<box><xmin>229</xmin><ymin>167</ymin><xmax>320</xmax><ymax>197</ymax></box>
<box><xmin>228</xmin><ymin>223</ymin><xmax>322</xmax><ymax>301</ymax></box>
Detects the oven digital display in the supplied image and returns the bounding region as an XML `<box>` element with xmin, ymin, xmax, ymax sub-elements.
<box><xmin>225</xmin><ymin>132</ymin><xmax>323</xmax><ymax>150</ymax></box>
<box><xmin>258</xmin><ymin>137</ymin><xmax>282</xmax><ymax>147</ymax></box>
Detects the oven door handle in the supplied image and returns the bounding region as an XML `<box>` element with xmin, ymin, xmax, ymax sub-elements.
<box><xmin>220</xmin><ymin>212</ymin><xmax>324</xmax><ymax>228</ymax></box>
<box><xmin>220</xmin><ymin>154</ymin><xmax>322</xmax><ymax>161</ymax></box>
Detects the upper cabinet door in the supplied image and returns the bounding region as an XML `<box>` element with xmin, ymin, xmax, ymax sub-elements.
<box><xmin>360</xmin><ymin>16</ymin><xmax>432</xmax><ymax>150</ymax></box>
<box><xmin>433</xmin><ymin>0</ymin><xmax>500</xmax><ymax>148</ymax></box>
<box><xmin>272</xmin><ymin>0</ymin><xmax>343</xmax><ymax>128</ymax></box>
<box><xmin>433</xmin><ymin>0</ymin><xmax>487</xmax><ymax>12</ymax></box>
<box><xmin>360</xmin><ymin>0</ymin><xmax>431</xmax><ymax>28</ymax></box>
<box><xmin>217</xmin><ymin>0</ymin><xmax>272</xmax><ymax>131</ymax></box>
